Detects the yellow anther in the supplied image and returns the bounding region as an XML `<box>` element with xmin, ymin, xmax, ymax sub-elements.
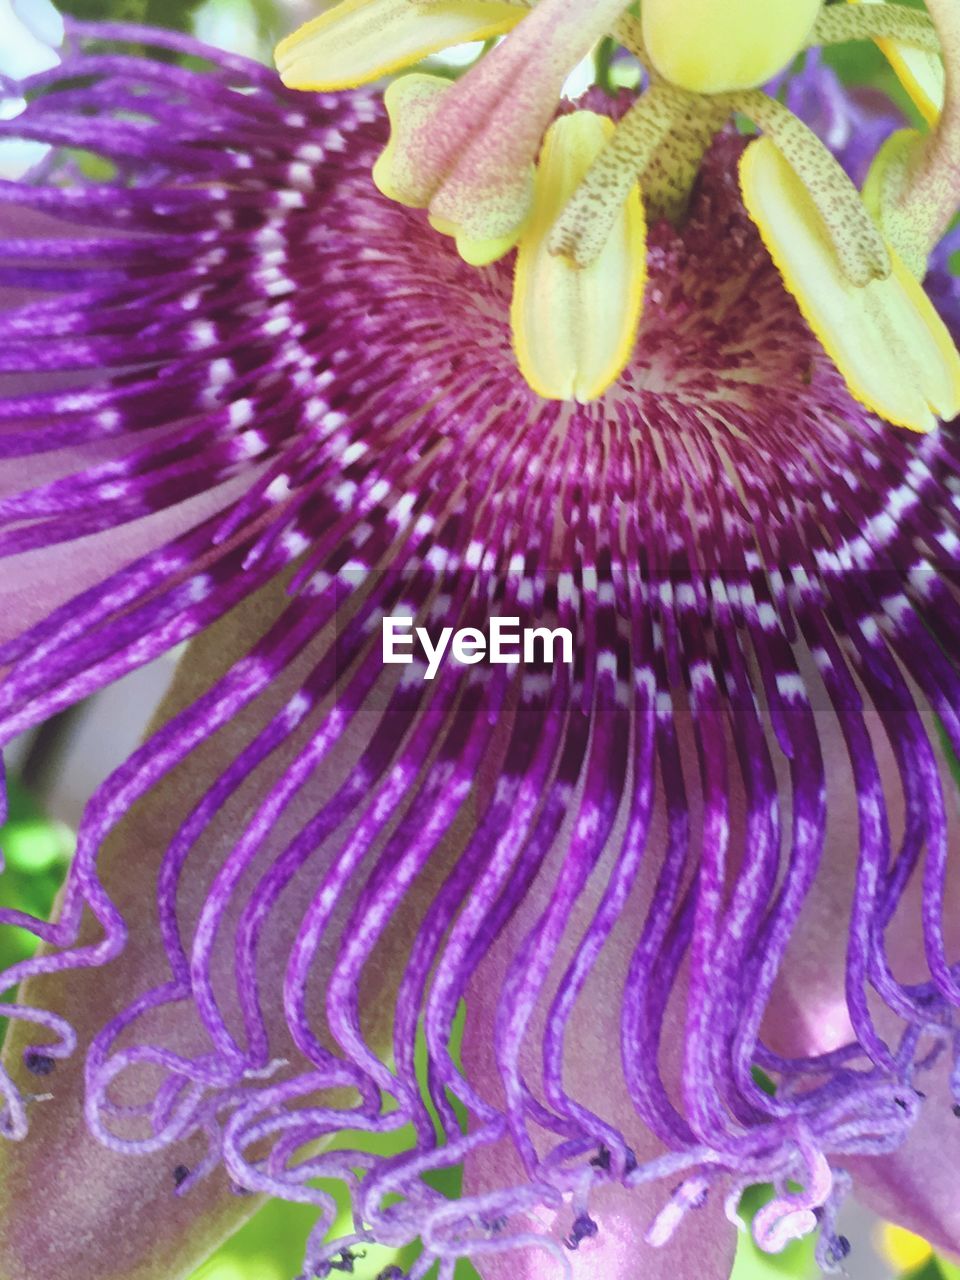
<box><xmin>642</xmin><ymin>0</ymin><xmax>821</xmax><ymax>95</ymax></box>
<box><xmin>736</xmin><ymin>88</ymin><xmax>891</xmax><ymax>286</ymax></box>
<box><xmin>275</xmin><ymin>0</ymin><xmax>523</xmax><ymax>92</ymax></box>
<box><xmin>741</xmin><ymin>136</ymin><xmax>960</xmax><ymax>434</ymax></box>
<box><xmin>861</xmin><ymin>129</ymin><xmax>930</xmax><ymax>278</ymax></box>
<box><xmin>512</xmin><ymin>112</ymin><xmax>647</xmax><ymax>403</ymax></box>
<box><xmin>845</xmin><ymin>0</ymin><xmax>943</xmax><ymax>126</ymax></box>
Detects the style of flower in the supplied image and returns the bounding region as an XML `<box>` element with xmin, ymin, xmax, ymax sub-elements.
<box><xmin>278</xmin><ymin>0</ymin><xmax>960</xmax><ymax>429</ymax></box>
<box><xmin>0</xmin><ymin>8</ymin><xmax>958</xmax><ymax>1280</ymax></box>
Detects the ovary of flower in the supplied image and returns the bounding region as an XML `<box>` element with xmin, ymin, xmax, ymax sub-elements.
<box><xmin>274</xmin><ymin>0</ymin><xmax>524</xmax><ymax>92</ymax></box>
<box><xmin>511</xmin><ymin>111</ymin><xmax>646</xmax><ymax>403</ymax></box>
<box><xmin>642</xmin><ymin>0</ymin><xmax>822</xmax><ymax>95</ymax></box>
<box><xmin>741</xmin><ymin>136</ymin><xmax>960</xmax><ymax>434</ymax></box>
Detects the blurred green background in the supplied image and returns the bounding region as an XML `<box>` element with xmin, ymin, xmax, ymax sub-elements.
<box><xmin>2</xmin><ymin>0</ymin><xmax>959</xmax><ymax>1276</ymax></box>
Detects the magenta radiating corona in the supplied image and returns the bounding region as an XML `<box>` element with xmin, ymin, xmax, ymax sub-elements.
<box><xmin>1</xmin><ymin>18</ymin><xmax>960</xmax><ymax>1280</ymax></box>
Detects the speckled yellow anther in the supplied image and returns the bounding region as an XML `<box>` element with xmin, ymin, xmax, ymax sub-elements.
<box><xmin>741</xmin><ymin>137</ymin><xmax>960</xmax><ymax>433</ymax></box>
<box><xmin>512</xmin><ymin>112</ymin><xmax>646</xmax><ymax>403</ymax></box>
<box><xmin>642</xmin><ymin>0</ymin><xmax>822</xmax><ymax>94</ymax></box>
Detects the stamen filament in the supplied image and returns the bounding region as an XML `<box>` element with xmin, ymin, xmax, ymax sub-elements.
<box><xmin>735</xmin><ymin>89</ymin><xmax>892</xmax><ymax>286</ymax></box>
<box><xmin>861</xmin><ymin>129</ymin><xmax>929</xmax><ymax>277</ymax></box>
<box><xmin>641</xmin><ymin>95</ymin><xmax>731</xmax><ymax>223</ymax></box>
<box><xmin>811</xmin><ymin>3</ymin><xmax>940</xmax><ymax>54</ymax></box>
<box><xmin>548</xmin><ymin>83</ymin><xmax>696</xmax><ymax>266</ymax></box>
